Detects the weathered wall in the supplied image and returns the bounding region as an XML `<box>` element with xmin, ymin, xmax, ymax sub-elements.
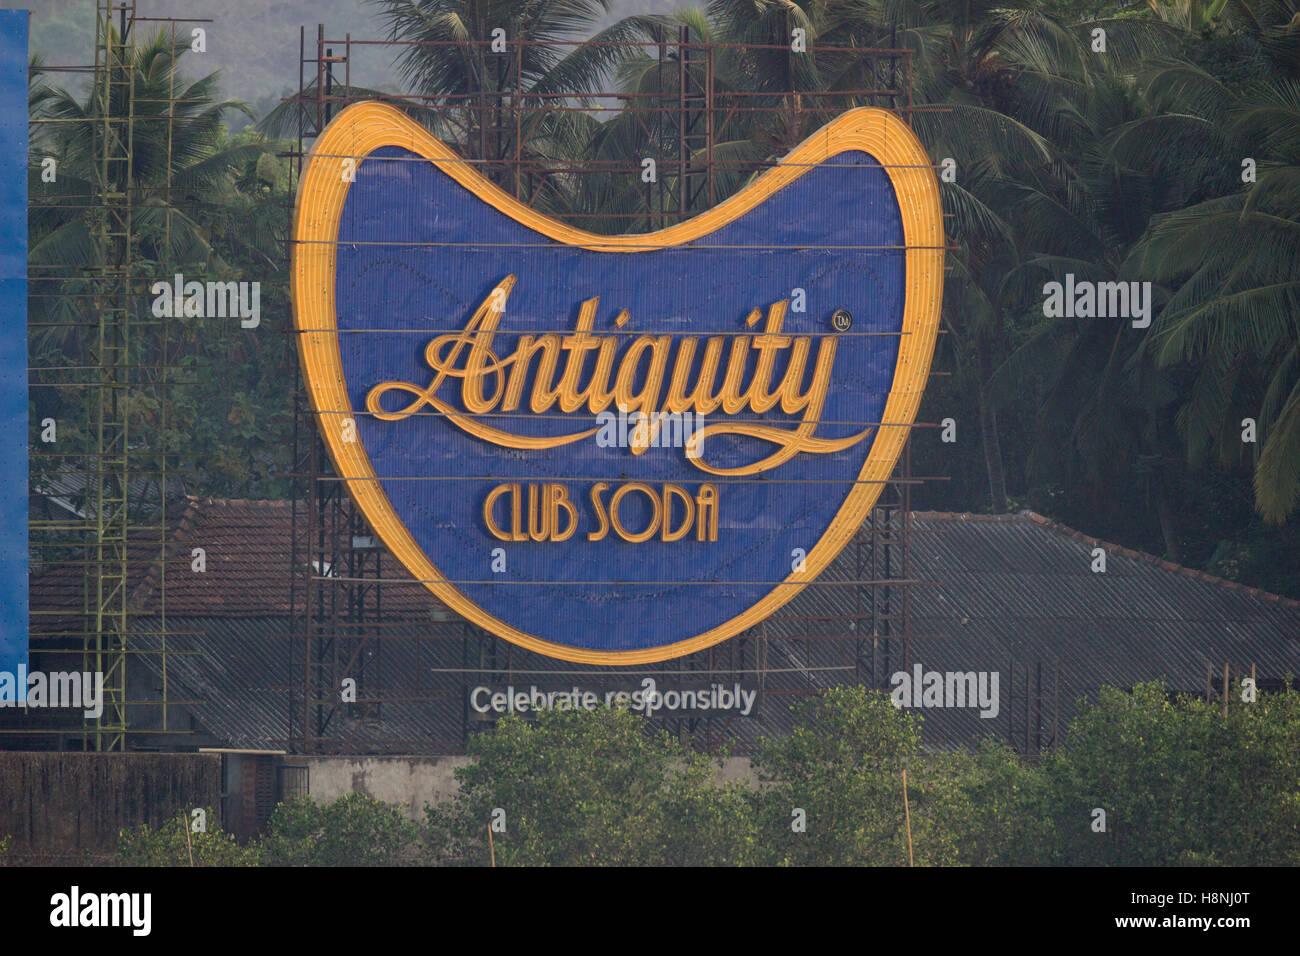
<box><xmin>0</xmin><ymin>751</ymin><xmax>221</xmax><ymax>863</ymax></box>
<box><xmin>716</xmin><ymin>757</ymin><xmax>755</xmax><ymax>786</ymax></box>
<box><xmin>298</xmin><ymin>755</ymin><xmax>757</xmax><ymax>819</ymax></box>
<box><xmin>297</xmin><ymin>756</ymin><xmax>467</xmax><ymax>819</ymax></box>
<box><xmin>0</xmin><ymin>752</ymin><xmax>757</xmax><ymax>862</ymax></box>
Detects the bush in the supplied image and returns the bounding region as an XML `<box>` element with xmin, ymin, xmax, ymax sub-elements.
<box><xmin>427</xmin><ymin>707</ymin><xmax>757</xmax><ymax>866</ymax></box>
<box><xmin>116</xmin><ymin>809</ymin><xmax>259</xmax><ymax>866</ymax></box>
<box><xmin>1038</xmin><ymin>681</ymin><xmax>1300</xmax><ymax>865</ymax></box>
<box><xmin>100</xmin><ymin>682</ymin><xmax>1300</xmax><ymax>867</ymax></box>
<box><xmin>258</xmin><ymin>793</ymin><xmax>420</xmax><ymax>866</ymax></box>
<box><xmin>931</xmin><ymin>739</ymin><xmax>1053</xmax><ymax>866</ymax></box>
<box><xmin>754</xmin><ymin>686</ymin><xmax>956</xmax><ymax>865</ymax></box>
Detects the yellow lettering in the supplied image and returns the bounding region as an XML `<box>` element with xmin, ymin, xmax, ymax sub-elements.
<box><xmin>587</xmin><ymin>483</ymin><xmax>610</xmax><ymax>542</ymax></box>
<box><xmin>508</xmin><ymin>483</ymin><xmax>524</xmax><ymax>541</ymax></box>
<box><xmin>483</xmin><ymin>483</ymin><xmax>513</xmax><ymax>541</ymax></box>
<box><xmin>557</xmin><ymin>298</ymin><xmax>607</xmax><ymax>412</ymax></box>
<box><xmin>614</xmin><ymin>335</ymin><xmax>672</xmax><ymax>418</ymax></box>
<box><xmin>610</xmin><ymin>482</ymin><xmax>661</xmax><ymax>543</ymax></box>
<box><xmin>662</xmin><ymin>484</ymin><xmax>695</xmax><ymax>542</ymax></box>
<box><xmin>696</xmin><ymin>484</ymin><xmax>718</xmax><ymax>541</ymax></box>
<box><xmin>502</xmin><ymin>334</ymin><xmax>561</xmax><ymax>412</ymax></box>
<box><xmin>665</xmin><ymin>336</ymin><xmax>725</xmax><ymax>415</ymax></box>
<box><xmin>749</xmin><ymin>301</ymin><xmax>793</xmax><ymax>413</ymax></box>
<box><xmin>526</xmin><ymin>483</ymin><xmax>549</xmax><ymax>541</ymax></box>
<box><xmin>549</xmin><ymin>484</ymin><xmax>578</xmax><ymax>542</ymax></box>
<box><xmin>366</xmin><ymin>285</ymin><xmax>871</xmax><ymax>475</ymax></box>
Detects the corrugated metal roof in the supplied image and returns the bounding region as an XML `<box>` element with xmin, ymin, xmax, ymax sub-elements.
<box><xmin>130</xmin><ymin>616</ymin><xmax>471</xmax><ymax>752</ymax></box>
<box><xmin>29</xmin><ymin>503</ymin><xmax>1300</xmax><ymax>752</ymax></box>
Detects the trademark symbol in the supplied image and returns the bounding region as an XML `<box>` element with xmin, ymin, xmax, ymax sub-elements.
<box><xmin>830</xmin><ymin>309</ymin><xmax>852</xmax><ymax>332</ymax></box>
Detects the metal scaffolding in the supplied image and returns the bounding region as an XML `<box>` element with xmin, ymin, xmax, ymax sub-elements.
<box><xmin>85</xmin><ymin>0</ymin><xmax>135</xmax><ymax>751</ymax></box>
<box><xmin>20</xmin><ymin>0</ymin><xmax>213</xmax><ymax>750</ymax></box>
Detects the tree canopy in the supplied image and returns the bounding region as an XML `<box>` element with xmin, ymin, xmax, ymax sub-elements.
<box><xmin>27</xmin><ymin>0</ymin><xmax>1300</xmax><ymax>596</ymax></box>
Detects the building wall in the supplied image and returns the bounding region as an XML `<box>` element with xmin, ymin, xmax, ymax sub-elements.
<box><xmin>298</xmin><ymin>755</ymin><xmax>757</xmax><ymax>820</ymax></box>
<box><xmin>297</xmin><ymin>756</ymin><xmax>467</xmax><ymax>820</ymax></box>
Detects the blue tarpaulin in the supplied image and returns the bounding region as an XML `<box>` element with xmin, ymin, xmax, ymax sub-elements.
<box><xmin>0</xmin><ymin>10</ymin><xmax>29</xmax><ymax>680</ymax></box>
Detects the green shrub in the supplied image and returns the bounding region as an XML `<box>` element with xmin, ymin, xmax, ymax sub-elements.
<box><xmin>1039</xmin><ymin>681</ymin><xmax>1300</xmax><ymax>865</ymax></box>
<box><xmin>258</xmin><ymin>793</ymin><xmax>420</xmax><ymax>866</ymax></box>
<box><xmin>753</xmin><ymin>686</ymin><xmax>961</xmax><ymax>866</ymax></box>
<box><xmin>116</xmin><ymin>809</ymin><xmax>259</xmax><ymax>866</ymax></box>
<box><xmin>427</xmin><ymin>707</ymin><xmax>757</xmax><ymax>866</ymax></box>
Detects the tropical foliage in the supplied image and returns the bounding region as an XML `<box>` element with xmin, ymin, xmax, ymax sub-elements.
<box><xmin>342</xmin><ymin>0</ymin><xmax>1300</xmax><ymax>591</ymax></box>
<box><xmin>258</xmin><ymin>793</ymin><xmax>420</xmax><ymax>866</ymax></box>
<box><xmin>111</xmin><ymin>684</ymin><xmax>1300</xmax><ymax>866</ymax></box>
<box><xmin>27</xmin><ymin>0</ymin><xmax>1300</xmax><ymax>595</ymax></box>
<box><xmin>426</xmin><ymin>705</ymin><xmax>758</xmax><ymax>865</ymax></box>
<box><xmin>116</xmin><ymin>808</ymin><xmax>262</xmax><ymax>866</ymax></box>
<box><xmin>28</xmin><ymin>30</ymin><xmax>291</xmax><ymax>501</ymax></box>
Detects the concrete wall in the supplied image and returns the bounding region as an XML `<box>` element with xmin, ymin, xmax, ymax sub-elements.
<box><xmin>0</xmin><ymin>753</ymin><xmax>758</xmax><ymax>862</ymax></box>
<box><xmin>298</xmin><ymin>756</ymin><xmax>469</xmax><ymax>819</ymax></box>
<box><xmin>717</xmin><ymin>757</ymin><xmax>755</xmax><ymax>786</ymax></box>
<box><xmin>298</xmin><ymin>755</ymin><xmax>757</xmax><ymax>819</ymax></box>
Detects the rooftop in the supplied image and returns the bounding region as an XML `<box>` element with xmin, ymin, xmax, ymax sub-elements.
<box><xmin>22</xmin><ymin>498</ymin><xmax>1300</xmax><ymax>752</ymax></box>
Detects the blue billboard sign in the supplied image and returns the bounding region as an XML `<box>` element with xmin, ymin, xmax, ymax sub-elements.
<box><xmin>294</xmin><ymin>101</ymin><xmax>943</xmax><ymax>664</ymax></box>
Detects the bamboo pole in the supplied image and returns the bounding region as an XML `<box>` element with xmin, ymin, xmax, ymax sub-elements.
<box><xmin>488</xmin><ymin>823</ymin><xmax>495</xmax><ymax>867</ymax></box>
<box><xmin>181</xmin><ymin>812</ymin><xmax>193</xmax><ymax>867</ymax></box>
<box><xmin>902</xmin><ymin>769</ymin><xmax>914</xmax><ymax>867</ymax></box>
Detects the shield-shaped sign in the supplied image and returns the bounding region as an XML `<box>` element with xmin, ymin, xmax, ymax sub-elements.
<box><xmin>293</xmin><ymin>101</ymin><xmax>943</xmax><ymax>664</ymax></box>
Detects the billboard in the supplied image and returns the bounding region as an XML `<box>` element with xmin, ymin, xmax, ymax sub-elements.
<box><xmin>293</xmin><ymin>101</ymin><xmax>943</xmax><ymax>664</ymax></box>
<box><xmin>0</xmin><ymin>10</ymin><xmax>28</xmax><ymax>680</ymax></box>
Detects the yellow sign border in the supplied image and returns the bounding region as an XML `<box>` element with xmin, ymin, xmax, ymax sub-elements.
<box><xmin>292</xmin><ymin>101</ymin><xmax>944</xmax><ymax>665</ymax></box>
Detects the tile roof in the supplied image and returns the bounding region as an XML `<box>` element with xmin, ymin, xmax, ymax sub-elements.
<box><xmin>29</xmin><ymin>496</ymin><xmax>439</xmax><ymax>622</ymax></box>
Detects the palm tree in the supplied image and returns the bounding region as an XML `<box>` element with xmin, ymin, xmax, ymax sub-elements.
<box><xmin>30</xmin><ymin>28</ymin><xmax>270</xmax><ymax>355</ymax></box>
<box><xmin>891</xmin><ymin>0</ymin><xmax>1111</xmax><ymax>513</ymax></box>
<box><xmin>1110</xmin><ymin>0</ymin><xmax>1300</xmax><ymax>522</ymax></box>
<box><xmin>1135</xmin><ymin>76</ymin><xmax>1300</xmax><ymax>522</ymax></box>
<box><xmin>592</xmin><ymin>0</ymin><xmax>1137</xmax><ymax>513</ymax></box>
<box><xmin>365</xmin><ymin>0</ymin><xmax>667</xmax><ymax>199</ymax></box>
<box><xmin>29</xmin><ymin>28</ymin><xmax>286</xmax><ymax>496</ymax></box>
